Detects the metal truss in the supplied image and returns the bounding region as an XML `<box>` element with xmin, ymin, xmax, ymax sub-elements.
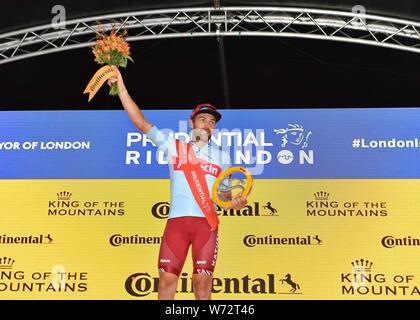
<box><xmin>2</xmin><ymin>6</ymin><xmax>420</xmax><ymax>64</ymax></box>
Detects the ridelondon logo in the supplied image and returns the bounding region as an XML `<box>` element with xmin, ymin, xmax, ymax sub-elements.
<box><xmin>47</xmin><ymin>191</ymin><xmax>125</xmax><ymax>217</ymax></box>
<box><xmin>125</xmin><ymin>272</ymin><xmax>302</xmax><ymax>297</ymax></box>
<box><xmin>125</xmin><ymin>123</ymin><xmax>313</xmax><ymax>167</ymax></box>
<box><xmin>306</xmin><ymin>191</ymin><xmax>388</xmax><ymax>217</ymax></box>
<box><xmin>0</xmin><ymin>257</ymin><xmax>88</xmax><ymax>293</ymax></box>
<box><xmin>341</xmin><ymin>258</ymin><xmax>420</xmax><ymax>296</ymax></box>
<box><xmin>151</xmin><ymin>201</ymin><xmax>280</xmax><ymax>219</ymax></box>
<box><xmin>274</xmin><ymin>124</ymin><xmax>314</xmax><ymax>165</ymax></box>
<box><xmin>0</xmin><ymin>233</ymin><xmax>54</xmax><ymax>245</ymax></box>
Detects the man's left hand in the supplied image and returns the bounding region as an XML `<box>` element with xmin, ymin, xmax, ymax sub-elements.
<box><xmin>231</xmin><ymin>195</ymin><xmax>248</xmax><ymax>210</ymax></box>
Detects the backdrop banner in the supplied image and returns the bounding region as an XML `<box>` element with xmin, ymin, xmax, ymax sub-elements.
<box><xmin>0</xmin><ymin>109</ymin><xmax>419</xmax><ymax>299</ymax></box>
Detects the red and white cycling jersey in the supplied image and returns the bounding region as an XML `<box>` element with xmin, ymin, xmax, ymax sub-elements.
<box><xmin>146</xmin><ymin>125</ymin><xmax>231</xmax><ymax>219</ymax></box>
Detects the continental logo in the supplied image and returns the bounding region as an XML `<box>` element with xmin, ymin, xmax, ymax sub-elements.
<box><xmin>381</xmin><ymin>236</ymin><xmax>420</xmax><ymax>248</ymax></box>
<box><xmin>243</xmin><ymin>235</ymin><xmax>323</xmax><ymax>247</ymax></box>
<box><xmin>151</xmin><ymin>201</ymin><xmax>279</xmax><ymax>219</ymax></box>
<box><xmin>341</xmin><ymin>258</ymin><xmax>420</xmax><ymax>296</ymax></box>
<box><xmin>151</xmin><ymin>202</ymin><xmax>170</xmax><ymax>219</ymax></box>
<box><xmin>125</xmin><ymin>272</ymin><xmax>301</xmax><ymax>297</ymax></box>
<box><xmin>109</xmin><ymin>234</ymin><xmax>162</xmax><ymax>246</ymax></box>
<box><xmin>307</xmin><ymin>191</ymin><xmax>388</xmax><ymax>217</ymax></box>
<box><xmin>0</xmin><ymin>234</ymin><xmax>54</xmax><ymax>245</ymax></box>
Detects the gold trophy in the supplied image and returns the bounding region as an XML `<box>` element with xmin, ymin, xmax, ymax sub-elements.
<box><xmin>212</xmin><ymin>166</ymin><xmax>253</xmax><ymax>209</ymax></box>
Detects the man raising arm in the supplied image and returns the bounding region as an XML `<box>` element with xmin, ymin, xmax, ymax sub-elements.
<box><xmin>108</xmin><ymin>66</ymin><xmax>152</xmax><ymax>134</ymax></box>
<box><xmin>108</xmin><ymin>67</ymin><xmax>247</xmax><ymax>300</ymax></box>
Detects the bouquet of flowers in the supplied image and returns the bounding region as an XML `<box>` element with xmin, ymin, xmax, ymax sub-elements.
<box><xmin>84</xmin><ymin>27</ymin><xmax>133</xmax><ymax>101</ymax></box>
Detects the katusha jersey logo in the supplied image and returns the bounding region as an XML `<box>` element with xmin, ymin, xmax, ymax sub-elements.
<box><xmin>340</xmin><ymin>258</ymin><xmax>420</xmax><ymax>296</ymax></box>
<box><xmin>274</xmin><ymin>124</ymin><xmax>314</xmax><ymax>165</ymax></box>
<box><xmin>173</xmin><ymin>156</ymin><xmax>221</xmax><ymax>178</ymax></box>
<box><xmin>151</xmin><ymin>201</ymin><xmax>280</xmax><ymax>219</ymax></box>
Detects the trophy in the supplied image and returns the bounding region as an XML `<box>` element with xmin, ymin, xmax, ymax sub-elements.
<box><xmin>212</xmin><ymin>166</ymin><xmax>253</xmax><ymax>209</ymax></box>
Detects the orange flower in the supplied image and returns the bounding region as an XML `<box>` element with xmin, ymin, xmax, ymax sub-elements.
<box><xmin>89</xmin><ymin>26</ymin><xmax>134</xmax><ymax>96</ymax></box>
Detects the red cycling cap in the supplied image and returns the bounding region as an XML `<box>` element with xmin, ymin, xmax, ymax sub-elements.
<box><xmin>190</xmin><ymin>103</ymin><xmax>222</xmax><ymax>122</ymax></box>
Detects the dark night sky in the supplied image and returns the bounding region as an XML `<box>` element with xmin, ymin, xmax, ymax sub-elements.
<box><xmin>2</xmin><ymin>1</ymin><xmax>420</xmax><ymax>111</ymax></box>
